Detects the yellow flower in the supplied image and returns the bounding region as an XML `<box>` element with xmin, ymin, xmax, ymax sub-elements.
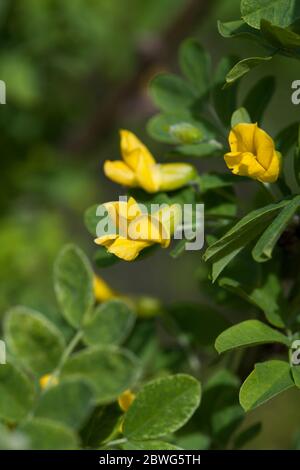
<box><xmin>39</xmin><ymin>374</ymin><xmax>59</xmax><ymax>390</ymax></box>
<box><xmin>224</xmin><ymin>123</ymin><xmax>280</xmax><ymax>183</ymax></box>
<box><xmin>94</xmin><ymin>197</ymin><xmax>181</xmax><ymax>261</ymax></box>
<box><xmin>93</xmin><ymin>275</ymin><xmax>115</xmax><ymax>302</ymax></box>
<box><xmin>118</xmin><ymin>389</ymin><xmax>136</xmax><ymax>412</ymax></box>
<box><xmin>104</xmin><ymin>130</ymin><xmax>197</xmax><ymax>193</ymax></box>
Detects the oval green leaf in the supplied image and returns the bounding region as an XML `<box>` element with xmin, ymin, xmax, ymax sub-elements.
<box><xmin>54</xmin><ymin>244</ymin><xmax>94</xmax><ymax>328</ymax></box>
<box><xmin>123</xmin><ymin>374</ymin><xmax>201</xmax><ymax>440</ymax></box>
<box><xmin>83</xmin><ymin>299</ymin><xmax>136</xmax><ymax>346</ymax></box>
<box><xmin>215</xmin><ymin>319</ymin><xmax>289</xmax><ymax>354</ymax></box>
<box><xmin>4</xmin><ymin>306</ymin><xmax>65</xmax><ymax>376</ymax></box>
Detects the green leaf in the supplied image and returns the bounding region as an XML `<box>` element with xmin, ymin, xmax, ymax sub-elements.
<box><xmin>149</xmin><ymin>74</ymin><xmax>196</xmax><ymax>113</ymax></box>
<box><xmin>4</xmin><ymin>306</ymin><xmax>65</xmax><ymax>376</ymax></box>
<box><xmin>174</xmin><ymin>141</ymin><xmax>222</xmax><ymax>158</ymax></box>
<box><xmin>198</xmin><ymin>173</ymin><xmax>239</xmax><ymax>193</ymax></box>
<box><xmin>123</xmin><ymin>374</ymin><xmax>201</xmax><ymax>440</ymax></box>
<box><xmin>239</xmin><ymin>360</ymin><xmax>294</xmax><ymax>411</ymax></box>
<box><xmin>147</xmin><ymin>112</ymin><xmax>205</xmax><ymax>145</ymax></box>
<box><xmin>122</xmin><ymin>440</ymin><xmax>182</xmax><ymax>450</ymax></box>
<box><xmin>203</xmin><ymin>200</ymin><xmax>290</xmax><ymax>265</ymax></box>
<box><xmin>62</xmin><ymin>346</ymin><xmax>140</xmax><ymax>404</ymax></box>
<box><xmin>215</xmin><ymin>319</ymin><xmax>289</xmax><ymax>354</ymax></box>
<box><xmin>176</xmin><ymin>432</ymin><xmax>211</xmax><ymax>450</ymax></box>
<box><xmin>231</xmin><ymin>107</ymin><xmax>251</xmax><ymax>127</ymax></box>
<box><xmin>83</xmin><ymin>299</ymin><xmax>136</xmax><ymax>346</ymax></box>
<box><xmin>213</xmin><ymin>56</ymin><xmax>239</xmax><ymax>127</ymax></box>
<box><xmin>219</xmin><ymin>274</ymin><xmax>285</xmax><ymax>328</ymax></box>
<box><xmin>0</xmin><ymin>363</ymin><xmax>35</xmax><ymax>422</ymax></box>
<box><xmin>241</xmin><ymin>0</ymin><xmax>300</xmax><ymax>29</ymax></box>
<box><xmin>84</xmin><ymin>204</ymin><xmax>100</xmax><ymax>236</ymax></box>
<box><xmin>179</xmin><ymin>38</ymin><xmax>211</xmax><ymax>95</ymax></box>
<box><xmin>35</xmin><ymin>379</ymin><xmax>95</xmax><ymax>430</ymax></box>
<box><xmin>205</xmin><ymin>201</ymin><xmax>290</xmax><ymax>281</ymax></box>
<box><xmin>252</xmin><ymin>195</ymin><xmax>300</xmax><ymax>262</ymax></box>
<box><xmin>243</xmin><ymin>76</ymin><xmax>275</xmax><ymax>122</ymax></box>
<box><xmin>81</xmin><ymin>403</ymin><xmax>121</xmax><ymax>447</ymax></box>
<box><xmin>218</xmin><ymin>19</ymin><xmax>265</xmax><ymax>43</ymax></box>
<box><xmin>261</xmin><ymin>19</ymin><xmax>300</xmax><ymax>56</ymax></box>
<box><xmin>20</xmin><ymin>418</ymin><xmax>78</xmax><ymax>450</ymax></box>
<box><xmin>211</xmin><ymin>247</ymin><xmax>244</xmax><ymax>282</ymax></box>
<box><xmin>54</xmin><ymin>244</ymin><xmax>94</xmax><ymax>328</ymax></box>
<box><xmin>225</xmin><ymin>56</ymin><xmax>272</xmax><ymax>87</ymax></box>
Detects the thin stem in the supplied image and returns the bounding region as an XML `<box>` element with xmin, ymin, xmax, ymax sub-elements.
<box><xmin>53</xmin><ymin>330</ymin><xmax>83</xmax><ymax>379</ymax></box>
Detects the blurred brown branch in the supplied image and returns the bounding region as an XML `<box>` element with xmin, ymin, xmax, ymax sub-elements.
<box><xmin>63</xmin><ymin>0</ymin><xmax>216</xmax><ymax>153</ymax></box>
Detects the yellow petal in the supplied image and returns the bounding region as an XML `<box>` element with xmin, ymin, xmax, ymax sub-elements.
<box><xmin>229</xmin><ymin>123</ymin><xmax>257</xmax><ymax>154</ymax></box>
<box><xmin>158</xmin><ymin>163</ymin><xmax>196</xmax><ymax>191</ymax></box>
<box><xmin>120</xmin><ymin>130</ymin><xmax>156</xmax><ymax>170</ymax></box>
<box><xmin>94</xmin><ymin>233</ymin><xmax>118</xmax><ymax>247</ymax></box>
<box><xmin>93</xmin><ymin>275</ymin><xmax>115</xmax><ymax>302</ymax></box>
<box><xmin>128</xmin><ymin>214</ymin><xmax>166</xmax><ymax>244</ymax></box>
<box><xmin>259</xmin><ymin>150</ymin><xmax>281</xmax><ymax>183</ymax></box>
<box><xmin>254</xmin><ymin>126</ymin><xmax>276</xmax><ymax>170</ymax></box>
<box><xmin>225</xmin><ymin>151</ymin><xmax>265</xmax><ymax>180</ymax></box>
<box><xmin>118</xmin><ymin>390</ymin><xmax>136</xmax><ymax>412</ymax></box>
<box><xmin>107</xmin><ymin>237</ymin><xmax>152</xmax><ymax>261</ymax></box>
<box><xmin>135</xmin><ymin>154</ymin><xmax>160</xmax><ymax>193</ymax></box>
<box><xmin>104</xmin><ymin>160</ymin><xmax>137</xmax><ymax>187</ymax></box>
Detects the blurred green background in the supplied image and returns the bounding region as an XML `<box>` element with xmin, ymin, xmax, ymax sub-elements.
<box><xmin>1</xmin><ymin>0</ymin><xmax>300</xmax><ymax>448</ymax></box>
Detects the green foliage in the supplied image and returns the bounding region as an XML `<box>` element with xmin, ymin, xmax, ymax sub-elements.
<box><xmin>239</xmin><ymin>360</ymin><xmax>295</xmax><ymax>411</ymax></box>
<box><xmin>123</xmin><ymin>375</ymin><xmax>201</xmax><ymax>440</ymax></box>
<box><xmin>2</xmin><ymin>0</ymin><xmax>300</xmax><ymax>451</ymax></box>
<box><xmin>20</xmin><ymin>418</ymin><xmax>78</xmax><ymax>450</ymax></box>
<box><xmin>34</xmin><ymin>379</ymin><xmax>95</xmax><ymax>430</ymax></box>
<box><xmin>241</xmin><ymin>0</ymin><xmax>300</xmax><ymax>29</ymax></box>
<box><xmin>54</xmin><ymin>244</ymin><xmax>94</xmax><ymax>328</ymax></box>
<box><xmin>225</xmin><ymin>56</ymin><xmax>272</xmax><ymax>87</ymax></box>
<box><xmin>215</xmin><ymin>319</ymin><xmax>290</xmax><ymax>353</ymax></box>
<box><xmin>83</xmin><ymin>300</ymin><xmax>136</xmax><ymax>346</ymax></box>
<box><xmin>61</xmin><ymin>346</ymin><xmax>140</xmax><ymax>404</ymax></box>
<box><xmin>0</xmin><ymin>363</ymin><xmax>35</xmax><ymax>422</ymax></box>
<box><xmin>4</xmin><ymin>306</ymin><xmax>65</xmax><ymax>375</ymax></box>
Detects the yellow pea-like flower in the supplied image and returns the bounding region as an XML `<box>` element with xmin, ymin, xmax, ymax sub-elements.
<box><xmin>104</xmin><ymin>130</ymin><xmax>197</xmax><ymax>193</ymax></box>
<box><xmin>118</xmin><ymin>389</ymin><xmax>136</xmax><ymax>412</ymax></box>
<box><xmin>39</xmin><ymin>374</ymin><xmax>59</xmax><ymax>390</ymax></box>
<box><xmin>93</xmin><ymin>275</ymin><xmax>116</xmax><ymax>302</ymax></box>
<box><xmin>94</xmin><ymin>197</ymin><xmax>181</xmax><ymax>261</ymax></box>
<box><xmin>224</xmin><ymin>123</ymin><xmax>281</xmax><ymax>183</ymax></box>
